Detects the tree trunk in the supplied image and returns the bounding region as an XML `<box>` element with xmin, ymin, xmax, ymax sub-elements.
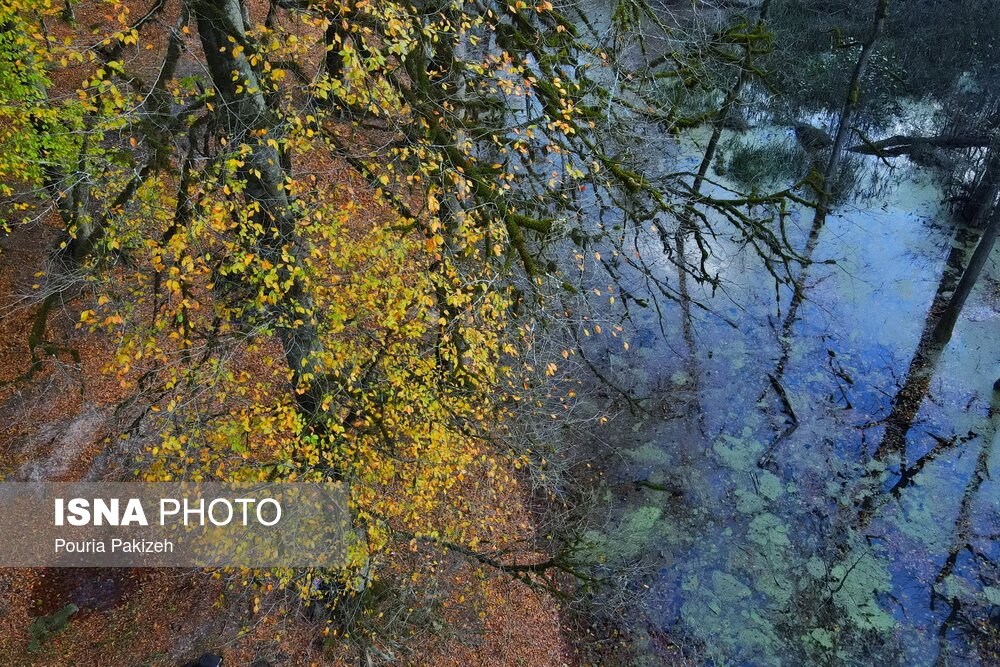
<box><xmin>931</xmin><ymin>391</ymin><xmax>1000</xmax><ymax>656</ymax></box>
<box><xmin>771</xmin><ymin>0</ymin><xmax>891</xmax><ymax>388</ymax></box>
<box><xmin>813</xmin><ymin>0</ymin><xmax>890</xmax><ymax>225</ymax></box>
<box><xmin>927</xmin><ymin>141</ymin><xmax>1000</xmax><ymax>344</ymax></box>
<box><xmin>193</xmin><ymin>0</ymin><xmax>328</xmax><ymax>419</ymax></box>
<box><xmin>847</xmin><ymin>133</ymin><xmax>994</xmax><ymax>156</ymax></box>
<box><xmin>931</xmin><ymin>205</ymin><xmax>1000</xmax><ymax>344</ymax></box>
<box><xmin>960</xmin><ymin>145</ymin><xmax>1000</xmax><ymax>225</ymax></box>
<box><xmin>876</xmin><ymin>225</ymin><xmax>977</xmax><ymax>457</ymax></box>
<box><xmin>676</xmin><ymin>0</ymin><xmax>773</xmax><ymax>434</ymax></box>
<box><xmin>691</xmin><ymin>0</ymin><xmax>772</xmax><ymax>192</ymax></box>
<box><xmin>324</xmin><ymin>23</ymin><xmax>344</xmax><ymax>83</ymax></box>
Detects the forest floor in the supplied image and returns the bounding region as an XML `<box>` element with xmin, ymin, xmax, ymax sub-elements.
<box><xmin>0</xmin><ymin>153</ymin><xmax>574</xmax><ymax>667</ymax></box>
<box><xmin>0</xmin><ymin>2</ymin><xmax>573</xmax><ymax>667</ymax></box>
<box><xmin>0</xmin><ymin>0</ymin><xmax>575</xmax><ymax>658</ymax></box>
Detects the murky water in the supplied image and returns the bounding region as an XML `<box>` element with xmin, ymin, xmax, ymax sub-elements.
<box><xmin>577</xmin><ymin>124</ymin><xmax>1000</xmax><ymax>665</ymax></box>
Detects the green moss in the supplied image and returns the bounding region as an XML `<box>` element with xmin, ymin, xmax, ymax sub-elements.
<box><xmin>28</xmin><ymin>604</ymin><xmax>78</xmax><ymax>653</ymax></box>
<box><xmin>713</xmin><ymin>429</ymin><xmax>765</xmax><ymax>469</ymax></box>
<box><xmin>580</xmin><ymin>506</ymin><xmax>667</xmax><ymax>563</ymax></box>
<box><xmin>828</xmin><ymin>550</ymin><xmax>895</xmax><ymax>632</ymax></box>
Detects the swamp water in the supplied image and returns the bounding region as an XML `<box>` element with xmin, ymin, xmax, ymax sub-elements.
<box><xmin>575</xmin><ymin>126</ymin><xmax>1000</xmax><ymax>665</ymax></box>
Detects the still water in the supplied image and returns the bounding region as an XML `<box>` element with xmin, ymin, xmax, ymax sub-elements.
<box><xmin>576</xmin><ymin>125</ymin><xmax>1000</xmax><ymax>665</ymax></box>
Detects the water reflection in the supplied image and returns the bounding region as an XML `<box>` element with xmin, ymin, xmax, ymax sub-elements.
<box><xmin>577</xmin><ymin>141</ymin><xmax>1000</xmax><ymax>664</ymax></box>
